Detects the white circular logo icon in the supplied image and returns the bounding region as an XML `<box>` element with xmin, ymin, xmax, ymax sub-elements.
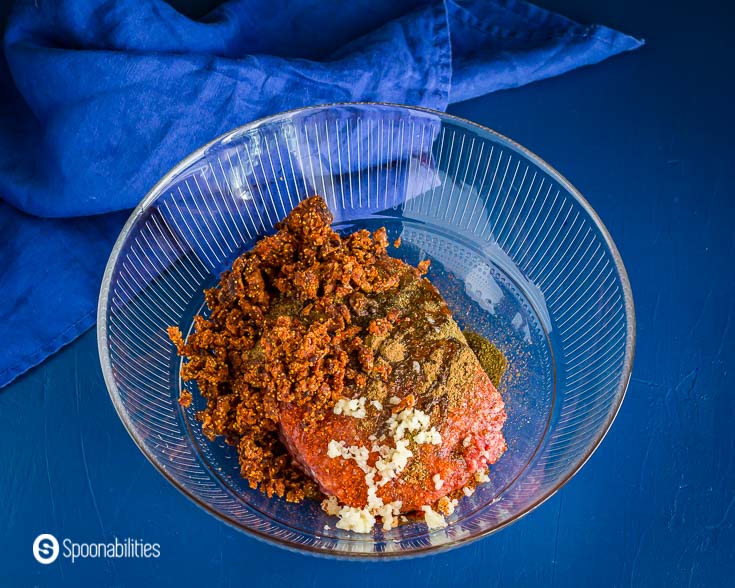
<box><xmin>33</xmin><ymin>534</ymin><xmax>59</xmax><ymax>565</ymax></box>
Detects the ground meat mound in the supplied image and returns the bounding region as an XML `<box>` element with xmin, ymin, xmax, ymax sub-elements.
<box><xmin>169</xmin><ymin>195</ymin><xmax>507</xmax><ymax>511</ymax></box>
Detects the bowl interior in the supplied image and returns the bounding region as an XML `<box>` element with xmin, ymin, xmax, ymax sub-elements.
<box><xmin>98</xmin><ymin>103</ymin><xmax>634</xmax><ymax>557</ymax></box>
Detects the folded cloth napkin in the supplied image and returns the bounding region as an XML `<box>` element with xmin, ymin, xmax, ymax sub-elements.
<box><xmin>0</xmin><ymin>0</ymin><xmax>642</xmax><ymax>388</ymax></box>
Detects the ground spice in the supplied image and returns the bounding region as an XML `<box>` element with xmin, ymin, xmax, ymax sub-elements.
<box><xmin>463</xmin><ymin>331</ymin><xmax>507</xmax><ymax>388</ymax></box>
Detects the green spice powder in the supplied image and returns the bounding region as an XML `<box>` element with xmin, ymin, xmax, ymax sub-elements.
<box><xmin>463</xmin><ymin>331</ymin><xmax>507</xmax><ymax>388</ymax></box>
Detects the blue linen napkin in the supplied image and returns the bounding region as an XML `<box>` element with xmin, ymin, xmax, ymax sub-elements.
<box><xmin>0</xmin><ymin>0</ymin><xmax>642</xmax><ymax>388</ymax></box>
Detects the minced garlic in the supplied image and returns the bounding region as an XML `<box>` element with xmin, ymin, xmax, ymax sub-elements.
<box><xmin>335</xmin><ymin>506</ymin><xmax>375</xmax><ymax>533</ymax></box>
<box><xmin>414</xmin><ymin>429</ymin><xmax>442</xmax><ymax>445</ymax></box>
<box><xmin>387</xmin><ymin>406</ymin><xmax>442</xmax><ymax>445</ymax></box>
<box><xmin>421</xmin><ymin>505</ymin><xmax>448</xmax><ymax>529</ymax></box>
<box><xmin>375</xmin><ymin>501</ymin><xmax>403</xmax><ymax>531</ymax></box>
<box><xmin>333</xmin><ymin>397</ymin><xmax>367</xmax><ymax>418</ymax></box>
<box><xmin>322</xmin><ymin>495</ymin><xmax>340</xmax><ymax>515</ymax></box>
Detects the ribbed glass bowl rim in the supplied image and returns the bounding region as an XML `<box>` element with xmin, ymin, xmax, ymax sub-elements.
<box><xmin>97</xmin><ymin>102</ymin><xmax>636</xmax><ymax>559</ymax></box>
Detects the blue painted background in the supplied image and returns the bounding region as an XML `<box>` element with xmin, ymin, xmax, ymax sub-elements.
<box><xmin>1</xmin><ymin>0</ymin><xmax>733</xmax><ymax>585</ymax></box>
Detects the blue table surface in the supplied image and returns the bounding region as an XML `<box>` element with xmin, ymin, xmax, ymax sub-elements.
<box><xmin>2</xmin><ymin>0</ymin><xmax>734</xmax><ymax>586</ymax></box>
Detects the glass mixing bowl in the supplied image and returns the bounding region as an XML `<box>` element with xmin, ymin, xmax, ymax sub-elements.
<box><xmin>97</xmin><ymin>103</ymin><xmax>635</xmax><ymax>558</ymax></box>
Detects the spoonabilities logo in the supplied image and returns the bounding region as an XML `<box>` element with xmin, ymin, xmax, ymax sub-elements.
<box><xmin>33</xmin><ymin>534</ymin><xmax>59</xmax><ymax>564</ymax></box>
<box><xmin>32</xmin><ymin>534</ymin><xmax>160</xmax><ymax>564</ymax></box>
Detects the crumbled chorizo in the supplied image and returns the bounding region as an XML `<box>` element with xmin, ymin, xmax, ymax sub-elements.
<box><xmin>169</xmin><ymin>196</ymin><xmax>421</xmax><ymax>502</ymax></box>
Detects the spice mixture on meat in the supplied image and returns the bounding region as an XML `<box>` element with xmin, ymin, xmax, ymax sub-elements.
<box><xmin>169</xmin><ymin>195</ymin><xmax>507</xmax><ymax>532</ymax></box>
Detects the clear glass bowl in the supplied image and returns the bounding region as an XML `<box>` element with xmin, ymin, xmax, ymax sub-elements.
<box><xmin>97</xmin><ymin>103</ymin><xmax>635</xmax><ymax>558</ymax></box>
